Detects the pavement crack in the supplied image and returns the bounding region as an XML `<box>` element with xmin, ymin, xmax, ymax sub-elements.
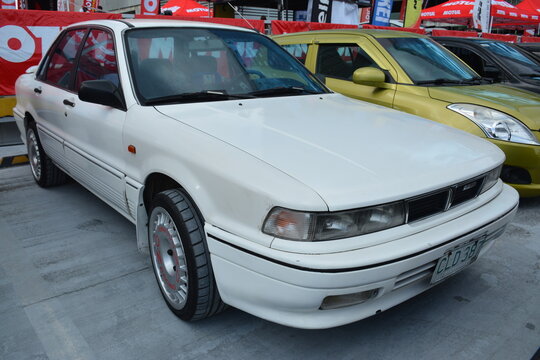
<box><xmin>23</xmin><ymin>266</ymin><xmax>150</xmax><ymax>308</ymax></box>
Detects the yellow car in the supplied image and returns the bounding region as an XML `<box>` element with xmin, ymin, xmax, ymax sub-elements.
<box><xmin>274</xmin><ymin>30</ymin><xmax>540</xmax><ymax>197</ymax></box>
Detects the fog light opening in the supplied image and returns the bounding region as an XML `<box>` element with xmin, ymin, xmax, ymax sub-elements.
<box><xmin>500</xmin><ymin>165</ymin><xmax>532</xmax><ymax>185</ymax></box>
<box><xmin>320</xmin><ymin>289</ymin><xmax>379</xmax><ymax>310</ymax></box>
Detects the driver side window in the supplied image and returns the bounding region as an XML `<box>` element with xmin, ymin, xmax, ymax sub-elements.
<box><xmin>75</xmin><ymin>29</ymin><xmax>119</xmax><ymax>91</ymax></box>
<box><xmin>316</xmin><ymin>44</ymin><xmax>378</xmax><ymax>80</ymax></box>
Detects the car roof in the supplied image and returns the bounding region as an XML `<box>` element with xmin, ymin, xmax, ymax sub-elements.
<box><xmin>65</xmin><ymin>18</ymin><xmax>255</xmax><ymax>33</ymax></box>
<box><xmin>273</xmin><ymin>29</ymin><xmax>427</xmax><ymax>40</ymax></box>
<box><xmin>433</xmin><ymin>37</ymin><xmax>505</xmax><ymax>44</ymax></box>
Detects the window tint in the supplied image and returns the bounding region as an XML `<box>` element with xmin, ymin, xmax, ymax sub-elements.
<box><xmin>478</xmin><ymin>41</ymin><xmax>540</xmax><ymax>77</ymax></box>
<box><xmin>126</xmin><ymin>28</ymin><xmax>326</xmax><ymax>102</ymax></box>
<box><xmin>378</xmin><ymin>38</ymin><xmax>478</xmax><ymax>83</ymax></box>
<box><xmin>445</xmin><ymin>45</ymin><xmax>487</xmax><ymax>76</ymax></box>
<box><xmin>44</xmin><ymin>29</ymin><xmax>86</xmax><ymax>89</ymax></box>
<box><xmin>282</xmin><ymin>43</ymin><xmax>309</xmax><ymax>64</ymax></box>
<box><xmin>316</xmin><ymin>44</ymin><xmax>378</xmax><ymax>80</ymax></box>
<box><xmin>75</xmin><ymin>29</ymin><xmax>119</xmax><ymax>91</ymax></box>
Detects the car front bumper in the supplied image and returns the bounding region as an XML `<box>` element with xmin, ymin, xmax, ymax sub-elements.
<box><xmin>493</xmin><ymin>136</ymin><xmax>540</xmax><ymax>198</ymax></box>
<box><xmin>205</xmin><ymin>184</ymin><xmax>519</xmax><ymax>329</ymax></box>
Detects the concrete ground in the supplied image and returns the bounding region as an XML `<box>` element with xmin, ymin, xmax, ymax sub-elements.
<box><xmin>0</xmin><ymin>164</ymin><xmax>539</xmax><ymax>360</ymax></box>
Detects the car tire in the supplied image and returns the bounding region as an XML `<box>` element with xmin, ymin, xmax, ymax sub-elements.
<box><xmin>148</xmin><ymin>189</ymin><xmax>226</xmax><ymax>321</ymax></box>
<box><xmin>26</xmin><ymin>122</ymin><xmax>67</xmax><ymax>187</ymax></box>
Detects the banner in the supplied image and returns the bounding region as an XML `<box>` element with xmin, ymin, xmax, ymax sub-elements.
<box><xmin>141</xmin><ymin>0</ymin><xmax>160</xmax><ymax>15</ymax></box>
<box><xmin>360</xmin><ymin>7</ymin><xmax>371</xmax><ymax>22</ymax></box>
<box><xmin>472</xmin><ymin>0</ymin><xmax>492</xmax><ymax>32</ymax></box>
<box><xmin>371</xmin><ymin>0</ymin><xmax>394</xmax><ymax>26</ymax></box>
<box><xmin>307</xmin><ymin>0</ymin><xmax>333</xmax><ymax>23</ymax></box>
<box><xmin>481</xmin><ymin>32</ymin><xmax>518</xmax><ymax>42</ymax></box>
<box><xmin>0</xmin><ymin>9</ymin><xmax>121</xmax><ymax>95</ymax></box>
<box><xmin>404</xmin><ymin>0</ymin><xmax>423</xmax><ymax>27</ymax></box>
<box><xmin>271</xmin><ymin>19</ymin><xmax>357</xmax><ymax>35</ymax></box>
<box><xmin>1</xmin><ymin>0</ymin><xmax>17</xmax><ymax>9</ymax></box>
<box><xmin>331</xmin><ymin>0</ymin><xmax>359</xmax><ymax>25</ymax></box>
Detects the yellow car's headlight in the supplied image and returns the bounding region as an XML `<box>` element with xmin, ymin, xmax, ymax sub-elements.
<box><xmin>448</xmin><ymin>104</ymin><xmax>539</xmax><ymax>145</ymax></box>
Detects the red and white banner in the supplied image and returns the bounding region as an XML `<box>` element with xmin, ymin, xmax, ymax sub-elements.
<box><xmin>141</xmin><ymin>0</ymin><xmax>160</xmax><ymax>15</ymax></box>
<box><xmin>0</xmin><ymin>9</ymin><xmax>266</xmax><ymax>95</ymax></box>
<box><xmin>271</xmin><ymin>19</ymin><xmax>356</xmax><ymax>35</ymax></box>
<box><xmin>1</xmin><ymin>0</ymin><xmax>17</xmax><ymax>9</ymax></box>
<box><xmin>161</xmin><ymin>0</ymin><xmax>210</xmax><ymax>17</ymax></box>
<box><xmin>360</xmin><ymin>7</ymin><xmax>371</xmax><ymax>23</ymax></box>
<box><xmin>0</xmin><ymin>9</ymin><xmax>121</xmax><ymax>95</ymax></box>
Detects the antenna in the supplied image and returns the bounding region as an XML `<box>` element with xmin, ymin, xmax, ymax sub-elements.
<box><xmin>227</xmin><ymin>2</ymin><xmax>260</xmax><ymax>33</ymax></box>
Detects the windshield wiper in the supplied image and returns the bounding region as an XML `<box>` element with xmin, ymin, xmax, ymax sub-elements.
<box><xmin>249</xmin><ymin>86</ymin><xmax>321</xmax><ymax>97</ymax></box>
<box><xmin>519</xmin><ymin>73</ymin><xmax>540</xmax><ymax>78</ymax></box>
<box><xmin>146</xmin><ymin>91</ymin><xmax>253</xmax><ymax>105</ymax></box>
<box><xmin>416</xmin><ymin>78</ymin><xmax>481</xmax><ymax>85</ymax></box>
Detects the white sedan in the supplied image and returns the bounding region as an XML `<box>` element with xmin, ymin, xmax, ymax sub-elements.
<box><xmin>14</xmin><ymin>19</ymin><xmax>519</xmax><ymax>329</ymax></box>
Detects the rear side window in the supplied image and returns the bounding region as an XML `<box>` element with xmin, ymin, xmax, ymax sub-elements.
<box><xmin>282</xmin><ymin>43</ymin><xmax>309</xmax><ymax>64</ymax></box>
<box><xmin>75</xmin><ymin>29</ymin><xmax>119</xmax><ymax>91</ymax></box>
<box><xmin>44</xmin><ymin>29</ymin><xmax>86</xmax><ymax>89</ymax></box>
<box><xmin>316</xmin><ymin>44</ymin><xmax>378</xmax><ymax>80</ymax></box>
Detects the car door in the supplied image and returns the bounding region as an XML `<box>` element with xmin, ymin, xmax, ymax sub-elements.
<box><xmin>33</xmin><ymin>28</ymin><xmax>87</xmax><ymax>171</ymax></box>
<box><xmin>63</xmin><ymin>27</ymin><xmax>130</xmax><ymax>217</ymax></box>
<box><xmin>312</xmin><ymin>38</ymin><xmax>397</xmax><ymax>107</ymax></box>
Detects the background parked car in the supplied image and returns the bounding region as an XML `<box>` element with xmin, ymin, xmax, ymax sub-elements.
<box><xmin>517</xmin><ymin>42</ymin><xmax>540</xmax><ymax>60</ymax></box>
<box><xmin>434</xmin><ymin>37</ymin><xmax>540</xmax><ymax>95</ymax></box>
<box><xmin>274</xmin><ymin>29</ymin><xmax>540</xmax><ymax>197</ymax></box>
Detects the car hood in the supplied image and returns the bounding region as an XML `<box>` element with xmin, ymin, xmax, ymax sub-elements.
<box><xmin>428</xmin><ymin>84</ymin><xmax>540</xmax><ymax>131</ymax></box>
<box><xmin>156</xmin><ymin>94</ymin><xmax>503</xmax><ymax>211</ymax></box>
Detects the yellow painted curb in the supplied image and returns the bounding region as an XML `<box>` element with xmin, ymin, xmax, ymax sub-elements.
<box><xmin>0</xmin><ymin>155</ymin><xmax>29</xmax><ymax>168</ymax></box>
<box><xmin>0</xmin><ymin>96</ymin><xmax>16</xmax><ymax>117</ymax></box>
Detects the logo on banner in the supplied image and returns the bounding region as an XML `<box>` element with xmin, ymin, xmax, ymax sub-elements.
<box><xmin>309</xmin><ymin>0</ymin><xmax>333</xmax><ymax>23</ymax></box>
<box><xmin>0</xmin><ymin>25</ymin><xmax>60</xmax><ymax>63</ymax></box>
<box><xmin>1</xmin><ymin>0</ymin><xmax>17</xmax><ymax>9</ymax></box>
<box><xmin>372</xmin><ymin>0</ymin><xmax>394</xmax><ymax>26</ymax></box>
<box><xmin>141</xmin><ymin>0</ymin><xmax>159</xmax><ymax>15</ymax></box>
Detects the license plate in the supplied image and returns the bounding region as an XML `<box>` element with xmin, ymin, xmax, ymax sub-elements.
<box><xmin>431</xmin><ymin>236</ymin><xmax>486</xmax><ymax>284</ymax></box>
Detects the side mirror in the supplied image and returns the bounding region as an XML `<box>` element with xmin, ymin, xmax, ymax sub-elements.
<box><xmin>26</xmin><ymin>65</ymin><xmax>38</xmax><ymax>74</ymax></box>
<box><xmin>79</xmin><ymin>80</ymin><xmax>126</xmax><ymax>111</ymax></box>
<box><xmin>352</xmin><ymin>67</ymin><xmax>386</xmax><ymax>87</ymax></box>
<box><xmin>483</xmin><ymin>65</ymin><xmax>502</xmax><ymax>81</ymax></box>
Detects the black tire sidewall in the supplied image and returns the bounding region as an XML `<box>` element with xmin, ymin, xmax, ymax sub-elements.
<box><xmin>26</xmin><ymin>124</ymin><xmax>46</xmax><ymax>186</ymax></box>
<box><xmin>148</xmin><ymin>191</ymin><xmax>205</xmax><ymax>321</ymax></box>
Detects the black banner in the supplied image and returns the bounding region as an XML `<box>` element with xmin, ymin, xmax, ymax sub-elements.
<box><xmin>309</xmin><ymin>0</ymin><xmax>333</xmax><ymax>23</ymax></box>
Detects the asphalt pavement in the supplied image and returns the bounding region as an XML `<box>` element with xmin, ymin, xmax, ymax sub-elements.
<box><xmin>0</xmin><ymin>164</ymin><xmax>539</xmax><ymax>360</ymax></box>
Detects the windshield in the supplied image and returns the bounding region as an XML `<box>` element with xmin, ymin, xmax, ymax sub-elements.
<box><xmin>125</xmin><ymin>28</ymin><xmax>327</xmax><ymax>104</ymax></box>
<box><xmin>478</xmin><ymin>41</ymin><xmax>540</xmax><ymax>79</ymax></box>
<box><xmin>377</xmin><ymin>37</ymin><xmax>480</xmax><ymax>84</ymax></box>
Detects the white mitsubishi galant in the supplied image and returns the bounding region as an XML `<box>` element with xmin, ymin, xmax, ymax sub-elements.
<box><xmin>14</xmin><ymin>19</ymin><xmax>519</xmax><ymax>329</ymax></box>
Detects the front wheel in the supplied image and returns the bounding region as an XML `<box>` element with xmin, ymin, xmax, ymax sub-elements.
<box><xmin>148</xmin><ymin>189</ymin><xmax>226</xmax><ymax>321</ymax></box>
<box><xmin>26</xmin><ymin>123</ymin><xmax>66</xmax><ymax>187</ymax></box>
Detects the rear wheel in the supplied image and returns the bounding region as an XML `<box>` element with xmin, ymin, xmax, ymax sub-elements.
<box><xmin>26</xmin><ymin>122</ymin><xmax>66</xmax><ymax>187</ymax></box>
<box><xmin>148</xmin><ymin>189</ymin><xmax>226</xmax><ymax>321</ymax></box>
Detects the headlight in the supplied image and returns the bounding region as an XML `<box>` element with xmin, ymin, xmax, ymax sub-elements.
<box><xmin>447</xmin><ymin>104</ymin><xmax>539</xmax><ymax>145</ymax></box>
<box><xmin>480</xmin><ymin>164</ymin><xmax>502</xmax><ymax>194</ymax></box>
<box><xmin>262</xmin><ymin>203</ymin><xmax>405</xmax><ymax>241</ymax></box>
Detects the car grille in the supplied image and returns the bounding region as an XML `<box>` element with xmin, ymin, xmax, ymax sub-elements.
<box><xmin>406</xmin><ymin>175</ymin><xmax>485</xmax><ymax>223</ymax></box>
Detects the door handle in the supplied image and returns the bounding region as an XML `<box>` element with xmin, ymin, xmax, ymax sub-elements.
<box><xmin>63</xmin><ymin>99</ymin><xmax>75</xmax><ymax>107</ymax></box>
<box><xmin>34</xmin><ymin>87</ymin><xmax>42</xmax><ymax>94</ymax></box>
